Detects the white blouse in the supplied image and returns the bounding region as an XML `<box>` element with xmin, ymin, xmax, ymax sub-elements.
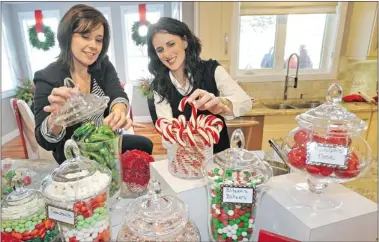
<box><xmin>153</xmin><ymin>65</ymin><xmax>252</xmax><ymax>121</ymax></box>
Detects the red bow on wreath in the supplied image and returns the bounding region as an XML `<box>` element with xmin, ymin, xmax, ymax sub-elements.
<box><xmin>138</xmin><ymin>4</ymin><xmax>147</xmax><ymax>24</ymax></box>
<box><xmin>34</xmin><ymin>10</ymin><xmax>43</xmax><ymax>33</ymax></box>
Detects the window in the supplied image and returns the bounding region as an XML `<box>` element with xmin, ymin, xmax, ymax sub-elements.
<box><xmin>231</xmin><ymin>2</ymin><xmax>348</xmax><ymax>82</ymax></box>
<box><xmin>2</xmin><ymin>21</ymin><xmax>17</xmax><ymax>93</ymax></box>
<box><xmin>121</xmin><ymin>4</ymin><xmax>164</xmax><ymax>83</ymax></box>
<box><xmin>18</xmin><ymin>10</ymin><xmax>60</xmax><ymax>78</ymax></box>
<box><xmin>96</xmin><ymin>7</ymin><xmax>116</xmax><ymax>66</ymax></box>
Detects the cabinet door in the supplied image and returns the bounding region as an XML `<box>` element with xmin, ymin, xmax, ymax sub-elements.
<box><xmin>198</xmin><ymin>2</ymin><xmax>232</xmax><ymax>62</ymax></box>
<box><xmin>346</xmin><ymin>2</ymin><xmax>378</xmax><ymax>60</ymax></box>
<box><xmin>368</xmin><ymin>11</ymin><xmax>378</xmax><ymax>58</ymax></box>
<box><xmin>367</xmin><ymin>111</ymin><xmax>378</xmax><ymax>157</ymax></box>
<box><xmin>261</xmin><ymin>115</ymin><xmax>298</xmax><ymax>150</ymax></box>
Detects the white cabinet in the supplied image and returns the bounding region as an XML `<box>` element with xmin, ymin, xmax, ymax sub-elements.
<box><xmin>346</xmin><ymin>2</ymin><xmax>378</xmax><ymax>60</ymax></box>
<box><xmin>196</xmin><ymin>2</ymin><xmax>233</xmax><ymax>71</ymax></box>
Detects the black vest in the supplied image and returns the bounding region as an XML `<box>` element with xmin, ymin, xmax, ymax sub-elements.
<box><xmin>168</xmin><ymin>60</ymin><xmax>230</xmax><ymax>153</ymax></box>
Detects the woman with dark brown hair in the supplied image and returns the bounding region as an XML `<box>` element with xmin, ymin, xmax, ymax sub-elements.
<box><xmin>33</xmin><ymin>4</ymin><xmax>153</xmax><ymax>164</ymax></box>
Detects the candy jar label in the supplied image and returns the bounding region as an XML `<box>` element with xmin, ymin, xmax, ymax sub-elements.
<box><xmin>46</xmin><ymin>204</ymin><xmax>77</xmax><ymax>225</ymax></box>
<box><xmin>306</xmin><ymin>142</ymin><xmax>348</xmax><ymax>168</ymax></box>
<box><xmin>221</xmin><ymin>185</ymin><xmax>257</xmax><ymax>205</ymax></box>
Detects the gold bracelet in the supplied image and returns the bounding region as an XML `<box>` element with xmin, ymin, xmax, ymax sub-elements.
<box><xmin>219</xmin><ymin>97</ymin><xmax>233</xmax><ymax>114</ymax></box>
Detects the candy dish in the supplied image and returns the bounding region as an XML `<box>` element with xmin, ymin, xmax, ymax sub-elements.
<box><xmin>155</xmin><ymin>97</ymin><xmax>223</xmax><ymax>179</ymax></box>
<box><xmin>202</xmin><ymin>129</ymin><xmax>273</xmax><ymax>241</ymax></box>
<box><xmin>41</xmin><ymin>139</ymin><xmax>112</xmax><ymax>242</ymax></box>
<box><xmin>116</xmin><ymin>180</ymin><xmax>200</xmax><ymax>242</ymax></box>
<box><xmin>275</xmin><ymin>83</ymin><xmax>372</xmax><ymax>210</ymax></box>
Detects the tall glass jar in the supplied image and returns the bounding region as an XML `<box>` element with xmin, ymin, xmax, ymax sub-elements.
<box><xmin>117</xmin><ymin>180</ymin><xmax>201</xmax><ymax>241</ymax></box>
<box><xmin>276</xmin><ymin>83</ymin><xmax>372</xmax><ymax>210</ymax></box>
<box><xmin>202</xmin><ymin>129</ymin><xmax>273</xmax><ymax>242</ymax></box>
<box><xmin>167</xmin><ymin>133</ymin><xmax>213</xmax><ymax>179</ymax></box>
<box><xmin>1</xmin><ymin>175</ymin><xmax>60</xmax><ymax>242</ymax></box>
<box><xmin>41</xmin><ymin>140</ymin><xmax>112</xmax><ymax>242</ymax></box>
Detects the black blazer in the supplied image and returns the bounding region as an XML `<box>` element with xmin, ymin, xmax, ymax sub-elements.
<box><xmin>33</xmin><ymin>56</ymin><xmax>128</xmax><ymax>164</ymax></box>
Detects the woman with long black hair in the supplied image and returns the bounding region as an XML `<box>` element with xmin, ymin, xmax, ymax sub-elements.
<box><xmin>146</xmin><ymin>17</ymin><xmax>252</xmax><ymax>153</ymax></box>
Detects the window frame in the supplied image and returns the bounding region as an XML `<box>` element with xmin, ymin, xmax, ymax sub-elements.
<box><xmin>2</xmin><ymin>20</ymin><xmax>17</xmax><ymax>97</ymax></box>
<box><xmin>95</xmin><ymin>6</ymin><xmax>116</xmax><ymax>66</ymax></box>
<box><xmin>120</xmin><ymin>3</ymin><xmax>165</xmax><ymax>84</ymax></box>
<box><xmin>230</xmin><ymin>2</ymin><xmax>348</xmax><ymax>82</ymax></box>
<box><xmin>17</xmin><ymin>10</ymin><xmax>61</xmax><ymax>79</ymax></box>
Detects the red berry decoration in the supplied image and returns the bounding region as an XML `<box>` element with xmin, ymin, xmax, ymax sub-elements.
<box><xmin>23</xmin><ymin>175</ymin><xmax>32</xmax><ymax>185</ymax></box>
<box><xmin>121</xmin><ymin>150</ymin><xmax>154</xmax><ymax>190</ymax></box>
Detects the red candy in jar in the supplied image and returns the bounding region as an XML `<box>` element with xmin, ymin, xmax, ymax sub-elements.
<box><xmin>288</xmin><ymin>144</ymin><xmax>307</xmax><ymax>168</ymax></box>
<box><xmin>335</xmin><ymin>151</ymin><xmax>360</xmax><ymax>178</ymax></box>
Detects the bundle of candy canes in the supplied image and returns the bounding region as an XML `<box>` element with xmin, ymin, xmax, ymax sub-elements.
<box><xmin>155</xmin><ymin>97</ymin><xmax>224</xmax><ymax>147</ymax></box>
<box><xmin>155</xmin><ymin>97</ymin><xmax>224</xmax><ymax>178</ymax></box>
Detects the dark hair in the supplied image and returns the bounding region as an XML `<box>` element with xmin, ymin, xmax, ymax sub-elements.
<box><xmin>146</xmin><ymin>17</ymin><xmax>202</xmax><ymax>103</ymax></box>
<box><xmin>57</xmin><ymin>4</ymin><xmax>110</xmax><ymax>71</ymax></box>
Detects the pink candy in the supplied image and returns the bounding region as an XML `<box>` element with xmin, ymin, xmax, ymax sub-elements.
<box><xmin>155</xmin><ymin>97</ymin><xmax>224</xmax><ymax>148</ymax></box>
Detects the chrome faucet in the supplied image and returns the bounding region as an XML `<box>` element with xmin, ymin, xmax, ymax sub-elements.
<box><xmin>284</xmin><ymin>53</ymin><xmax>300</xmax><ymax>100</ymax></box>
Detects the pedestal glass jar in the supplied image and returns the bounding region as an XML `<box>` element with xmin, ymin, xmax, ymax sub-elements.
<box><xmin>1</xmin><ymin>174</ymin><xmax>59</xmax><ymax>242</ymax></box>
<box><xmin>202</xmin><ymin>129</ymin><xmax>273</xmax><ymax>242</ymax></box>
<box><xmin>277</xmin><ymin>83</ymin><xmax>372</xmax><ymax>210</ymax></box>
<box><xmin>117</xmin><ymin>180</ymin><xmax>200</xmax><ymax>242</ymax></box>
<box><xmin>167</xmin><ymin>133</ymin><xmax>213</xmax><ymax>179</ymax></box>
<box><xmin>41</xmin><ymin>140</ymin><xmax>112</xmax><ymax>242</ymax></box>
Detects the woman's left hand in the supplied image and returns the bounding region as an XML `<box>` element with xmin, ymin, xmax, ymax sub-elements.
<box><xmin>187</xmin><ymin>89</ymin><xmax>232</xmax><ymax>115</ymax></box>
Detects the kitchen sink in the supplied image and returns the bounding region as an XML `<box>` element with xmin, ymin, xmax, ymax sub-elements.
<box><xmin>264</xmin><ymin>102</ymin><xmax>322</xmax><ymax>110</ymax></box>
<box><xmin>290</xmin><ymin>102</ymin><xmax>321</xmax><ymax>109</ymax></box>
<box><xmin>264</xmin><ymin>104</ymin><xmax>295</xmax><ymax>110</ymax></box>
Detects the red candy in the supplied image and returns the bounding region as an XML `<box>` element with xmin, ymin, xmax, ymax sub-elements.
<box><xmin>335</xmin><ymin>151</ymin><xmax>360</xmax><ymax>178</ymax></box>
<box><xmin>288</xmin><ymin>145</ymin><xmax>307</xmax><ymax>168</ymax></box>
<box><xmin>294</xmin><ymin>128</ymin><xmax>311</xmax><ymax>146</ymax></box>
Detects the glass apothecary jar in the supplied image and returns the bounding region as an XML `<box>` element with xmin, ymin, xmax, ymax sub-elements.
<box><xmin>278</xmin><ymin>83</ymin><xmax>372</xmax><ymax>210</ymax></box>
<box><xmin>41</xmin><ymin>140</ymin><xmax>112</xmax><ymax>242</ymax></box>
<box><xmin>1</xmin><ymin>172</ymin><xmax>59</xmax><ymax>242</ymax></box>
<box><xmin>202</xmin><ymin>129</ymin><xmax>273</xmax><ymax>242</ymax></box>
<box><xmin>117</xmin><ymin>180</ymin><xmax>200</xmax><ymax>242</ymax></box>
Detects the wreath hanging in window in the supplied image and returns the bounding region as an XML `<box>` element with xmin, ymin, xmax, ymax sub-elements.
<box><xmin>28</xmin><ymin>10</ymin><xmax>55</xmax><ymax>51</ymax></box>
<box><xmin>131</xmin><ymin>4</ymin><xmax>151</xmax><ymax>47</ymax></box>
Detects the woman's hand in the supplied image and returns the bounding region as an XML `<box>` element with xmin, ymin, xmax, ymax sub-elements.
<box><xmin>187</xmin><ymin>89</ymin><xmax>232</xmax><ymax>115</ymax></box>
<box><xmin>104</xmin><ymin>104</ymin><xmax>147</xmax><ymax>131</ymax></box>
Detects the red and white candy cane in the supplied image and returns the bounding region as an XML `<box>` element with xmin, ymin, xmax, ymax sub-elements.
<box><xmin>179</xmin><ymin>97</ymin><xmax>197</xmax><ymax>130</ymax></box>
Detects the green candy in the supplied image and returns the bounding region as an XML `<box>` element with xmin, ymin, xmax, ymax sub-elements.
<box><xmin>11</xmin><ymin>221</ymin><xmax>18</xmax><ymax>227</ymax></box>
<box><xmin>214</xmin><ymin>167</ymin><xmax>220</xmax><ymax>174</ymax></box>
<box><xmin>32</xmin><ymin>216</ymin><xmax>39</xmax><ymax>222</ymax></box>
<box><xmin>77</xmin><ymin>215</ymin><xmax>84</xmax><ymax>221</ymax></box>
<box><xmin>19</xmin><ymin>228</ymin><xmax>26</xmax><ymax>233</ymax></box>
<box><xmin>93</xmin><ymin>213</ymin><xmax>100</xmax><ymax>220</ymax></box>
<box><xmin>236</xmin><ymin>219</ymin><xmax>241</xmax><ymax>224</ymax></box>
<box><xmin>5</xmin><ymin>227</ymin><xmax>12</xmax><ymax>232</ymax></box>
<box><xmin>77</xmin><ymin>220</ymin><xmax>85</xmax><ymax>226</ymax></box>
<box><xmin>90</xmin><ymin>220</ymin><xmax>96</xmax><ymax>226</ymax></box>
<box><xmin>25</xmin><ymin>221</ymin><xmax>32</xmax><ymax>227</ymax></box>
<box><xmin>222</xmin><ymin>234</ymin><xmax>227</xmax><ymax>239</ymax></box>
<box><xmin>237</xmin><ymin>231</ymin><xmax>242</xmax><ymax>236</ymax></box>
<box><xmin>230</xmin><ymin>220</ymin><xmax>235</xmax><ymax>225</ymax></box>
<box><xmin>212</xmin><ymin>219</ymin><xmax>218</xmax><ymax>225</ymax></box>
<box><xmin>37</xmin><ymin>219</ymin><xmax>43</xmax><ymax>224</ymax></box>
<box><xmin>94</xmin><ymin>208</ymin><xmax>102</xmax><ymax>214</ymax></box>
<box><xmin>18</xmin><ymin>223</ymin><xmax>25</xmax><ymax>229</ymax></box>
<box><xmin>39</xmin><ymin>214</ymin><xmax>46</xmax><ymax>220</ymax></box>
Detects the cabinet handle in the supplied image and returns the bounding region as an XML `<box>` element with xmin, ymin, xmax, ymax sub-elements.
<box><xmin>224</xmin><ymin>33</ymin><xmax>228</xmax><ymax>55</ymax></box>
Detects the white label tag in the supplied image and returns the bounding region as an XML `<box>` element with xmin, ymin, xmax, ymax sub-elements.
<box><xmin>47</xmin><ymin>205</ymin><xmax>75</xmax><ymax>225</ymax></box>
<box><xmin>222</xmin><ymin>186</ymin><xmax>255</xmax><ymax>204</ymax></box>
<box><xmin>307</xmin><ymin>142</ymin><xmax>348</xmax><ymax>167</ymax></box>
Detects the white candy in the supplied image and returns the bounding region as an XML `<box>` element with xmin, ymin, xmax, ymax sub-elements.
<box><xmin>222</xmin><ymin>227</ymin><xmax>228</xmax><ymax>233</ymax></box>
<box><xmin>218</xmin><ymin>228</ymin><xmax>223</xmax><ymax>234</ymax></box>
<box><xmin>235</xmin><ymin>205</ymin><xmax>241</xmax><ymax>209</ymax></box>
<box><xmin>226</xmin><ymin>225</ymin><xmax>232</xmax><ymax>231</ymax></box>
<box><xmin>248</xmin><ymin>224</ymin><xmax>253</xmax><ymax>228</ymax></box>
<box><xmin>242</xmin><ymin>232</ymin><xmax>247</xmax><ymax>237</ymax></box>
<box><xmin>249</xmin><ymin>219</ymin><xmax>254</xmax><ymax>224</ymax></box>
<box><xmin>227</xmin><ymin>210</ymin><xmax>235</xmax><ymax>216</ymax></box>
<box><xmin>232</xmin><ymin>235</ymin><xmax>238</xmax><ymax>240</ymax></box>
<box><xmin>233</xmin><ymin>224</ymin><xmax>238</xmax><ymax>230</ymax></box>
<box><xmin>243</xmin><ymin>238</ymin><xmax>249</xmax><ymax>241</ymax></box>
<box><xmin>65</xmin><ymin>238</ymin><xmax>70</xmax><ymax>242</ymax></box>
<box><xmin>76</xmin><ymin>231</ymin><xmax>83</xmax><ymax>237</ymax></box>
<box><xmin>231</xmin><ymin>230</ymin><xmax>237</xmax><ymax>235</ymax></box>
<box><xmin>212</xmin><ymin>204</ymin><xmax>217</xmax><ymax>209</ymax></box>
<box><xmin>91</xmin><ymin>233</ymin><xmax>98</xmax><ymax>239</ymax></box>
<box><xmin>227</xmin><ymin>232</ymin><xmax>232</xmax><ymax>237</ymax></box>
<box><xmin>218</xmin><ymin>169</ymin><xmax>224</xmax><ymax>176</ymax></box>
<box><xmin>215</xmin><ymin>209</ymin><xmax>221</xmax><ymax>214</ymax></box>
<box><xmin>66</xmin><ymin>231</ymin><xmax>73</xmax><ymax>238</ymax></box>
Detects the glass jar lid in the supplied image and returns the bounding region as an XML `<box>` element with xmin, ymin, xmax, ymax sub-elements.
<box><xmin>124</xmin><ymin>180</ymin><xmax>189</xmax><ymax>238</ymax></box>
<box><xmin>41</xmin><ymin>139</ymin><xmax>111</xmax><ymax>202</ymax></box>
<box><xmin>2</xmin><ymin>170</ymin><xmax>45</xmax><ymax>220</ymax></box>
<box><xmin>52</xmin><ymin>78</ymin><xmax>110</xmax><ymax>127</ymax></box>
<box><xmin>203</xmin><ymin>129</ymin><xmax>273</xmax><ymax>185</ymax></box>
<box><xmin>296</xmin><ymin>83</ymin><xmax>367</xmax><ymax>134</ymax></box>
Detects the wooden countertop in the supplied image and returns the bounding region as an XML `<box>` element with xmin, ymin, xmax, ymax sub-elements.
<box><xmin>243</xmin><ymin>98</ymin><xmax>378</xmax><ymax>116</ymax></box>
